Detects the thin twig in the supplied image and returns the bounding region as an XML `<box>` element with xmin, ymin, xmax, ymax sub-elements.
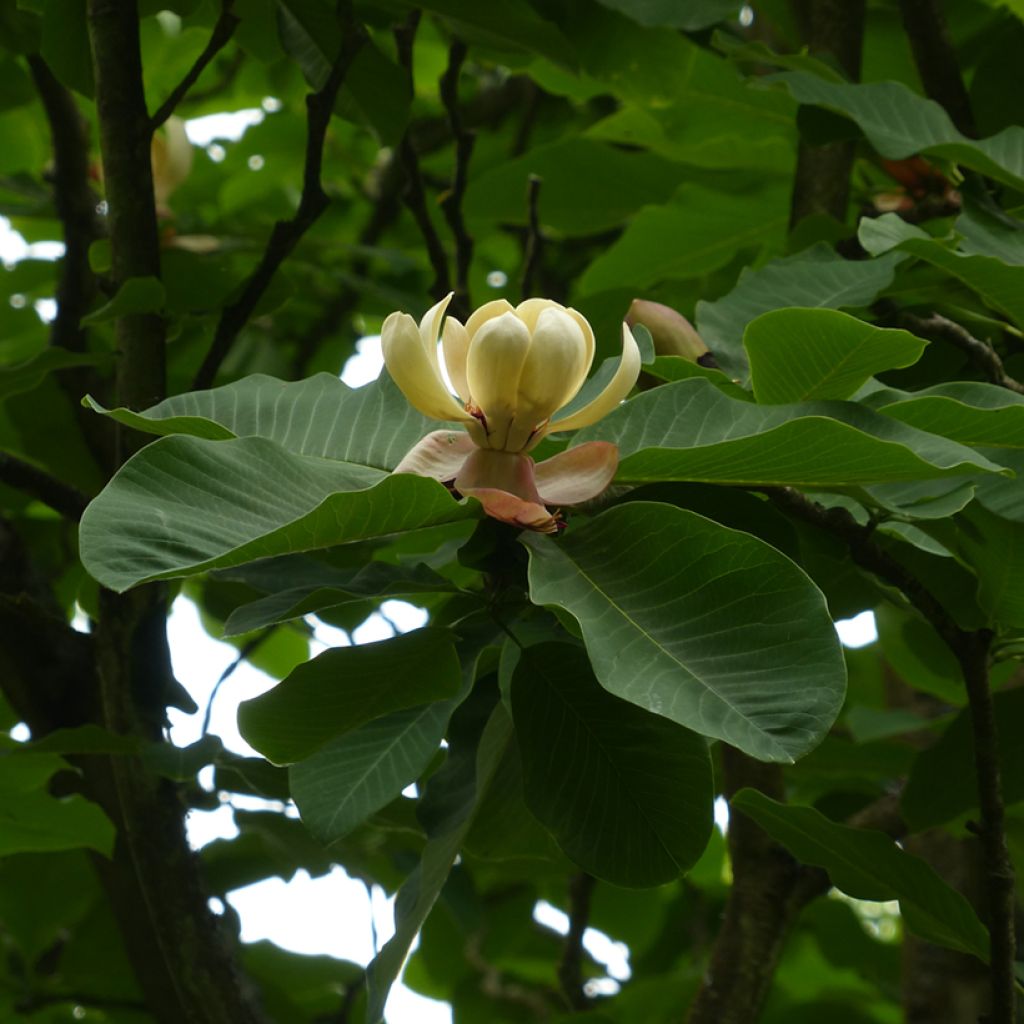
<box><xmin>394</xmin><ymin>13</ymin><xmax>451</xmax><ymax>301</ymax></box>
<box><xmin>150</xmin><ymin>1</ymin><xmax>240</xmax><ymax>130</ymax></box>
<box><xmin>0</xmin><ymin>453</ymin><xmax>89</xmax><ymax>520</ymax></box>
<box><xmin>192</xmin><ymin>11</ymin><xmax>366</xmax><ymax>390</ymax></box>
<box><xmin>438</xmin><ymin>39</ymin><xmax>474</xmax><ymax>319</ymax></box>
<box><xmin>557</xmin><ymin>872</ymin><xmax>595</xmax><ymax>1012</ymax></box>
<box><xmin>200</xmin><ymin>630</ymin><xmax>273</xmax><ymax>737</ymax></box>
<box><xmin>520</xmin><ymin>174</ymin><xmax>543</xmax><ymax>301</ymax></box>
<box><xmin>902</xmin><ymin>312</ymin><xmax>1024</xmax><ymax>394</ymax></box>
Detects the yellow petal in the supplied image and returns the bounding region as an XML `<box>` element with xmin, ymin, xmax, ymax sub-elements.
<box><xmin>466</xmin><ymin>311</ymin><xmax>531</xmax><ymax>448</ymax></box>
<box><xmin>465</xmin><ymin>298</ymin><xmax>514</xmax><ymax>338</ymax></box>
<box><xmin>512</xmin><ymin>297</ymin><xmax>560</xmax><ymax>332</ymax></box>
<box><xmin>545</xmin><ymin>322</ymin><xmax>641</xmax><ymax>434</ymax></box>
<box><xmin>418</xmin><ymin>292</ymin><xmax>454</xmax><ymax>382</ymax></box>
<box><xmin>441</xmin><ymin>317</ymin><xmax>472</xmax><ymax>404</ymax></box>
<box><xmin>382</xmin><ymin>310</ymin><xmax>473</xmax><ymax>423</ymax></box>
<box><xmin>504</xmin><ymin>307</ymin><xmax>590</xmax><ymax>452</ymax></box>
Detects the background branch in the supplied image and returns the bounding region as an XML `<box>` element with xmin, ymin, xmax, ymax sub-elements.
<box><xmin>557</xmin><ymin>872</ymin><xmax>595</xmax><ymax>1011</ymax></box>
<box><xmin>520</xmin><ymin>174</ymin><xmax>543</xmax><ymax>300</ymax></box>
<box><xmin>149</xmin><ymin>1</ymin><xmax>240</xmax><ymax>130</ymax></box>
<box><xmin>394</xmin><ymin>12</ymin><xmax>451</xmax><ymax>302</ymax></box>
<box><xmin>902</xmin><ymin>312</ymin><xmax>1024</xmax><ymax>394</ymax></box>
<box><xmin>438</xmin><ymin>39</ymin><xmax>475</xmax><ymax>319</ymax></box>
<box><xmin>192</xmin><ymin>14</ymin><xmax>366</xmax><ymax>390</ymax></box>
<box><xmin>0</xmin><ymin>452</ymin><xmax>89</xmax><ymax>520</ymax></box>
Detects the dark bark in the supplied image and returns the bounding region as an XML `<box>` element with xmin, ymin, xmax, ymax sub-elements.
<box><xmin>789</xmin><ymin>0</ymin><xmax>866</xmax><ymax>226</ymax></box>
<box><xmin>558</xmin><ymin>872</ymin><xmax>595</xmax><ymax>1011</ymax></box>
<box><xmin>899</xmin><ymin>0</ymin><xmax>976</xmax><ymax>137</ymax></box>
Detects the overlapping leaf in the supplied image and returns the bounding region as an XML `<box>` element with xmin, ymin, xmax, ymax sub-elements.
<box><xmin>523</xmin><ymin>502</ymin><xmax>845</xmax><ymax>763</ymax></box>
<box><xmin>733</xmin><ymin>789</ymin><xmax>990</xmax><ymax>961</ymax></box>
<box><xmin>238</xmin><ymin>629</ymin><xmax>461</xmax><ymax>765</ymax></box>
<box><xmin>572</xmin><ymin>378</ymin><xmax>1004</xmax><ymax>487</ymax></box>
<box><xmin>511</xmin><ymin>642</ymin><xmax>713</xmax><ymax>886</ymax></box>
<box><xmin>771</xmin><ymin>71</ymin><xmax>1024</xmax><ymax>191</ymax></box>
<box><xmin>79</xmin><ymin>435</ymin><xmax>475</xmax><ymax>592</ymax></box>
<box><xmin>745</xmin><ymin>308</ymin><xmax>926</xmax><ymax>403</ymax></box>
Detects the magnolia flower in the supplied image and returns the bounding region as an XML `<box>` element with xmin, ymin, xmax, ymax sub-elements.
<box><xmin>382</xmin><ymin>295</ymin><xmax>641</xmax><ymax>532</ymax></box>
<box><xmin>626</xmin><ymin>299</ymin><xmax>708</xmax><ymax>363</ymax></box>
<box><xmin>151</xmin><ymin>117</ymin><xmax>193</xmax><ymax>218</ymax></box>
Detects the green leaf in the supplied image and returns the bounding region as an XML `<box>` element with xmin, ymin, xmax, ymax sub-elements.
<box><xmin>41</xmin><ymin>0</ymin><xmax>93</xmax><ymax>97</ymax></box>
<box><xmin>745</xmin><ymin>308</ymin><xmax>926</xmax><ymax>403</ymax></box>
<box><xmin>950</xmin><ymin>502</ymin><xmax>1024</xmax><ymax>628</ymax></box>
<box><xmin>859</xmin><ymin>214</ymin><xmax>1024</xmax><ymax>329</ymax></box>
<box><xmin>903</xmin><ymin>688</ymin><xmax>1024</xmax><ymax>831</ymax></box>
<box><xmin>731</xmin><ymin>789</ymin><xmax>990</xmax><ymax>962</ymax></box>
<box><xmin>463</xmin><ymin>138</ymin><xmax>687</xmax><ymax>235</ymax></box>
<box><xmin>771</xmin><ymin>71</ymin><xmax>1024</xmax><ymax>191</ymax></box>
<box><xmin>696</xmin><ymin>246</ymin><xmax>904</xmax><ymax>380</ymax></box>
<box><xmin>958</xmin><ymin>203</ymin><xmax>1024</xmax><ymax>266</ymax></box>
<box><xmin>594</xmin><ymin>0</ymin><xmax>740</xmax><ymax>30</ymax></box>
<box><xmin>79</xmin><ymin>435</ymin><xmax>476</xmax><ymax>592</ymax></box>
<box><xmin>365</xmin><ymin>694</ymin><xmax>513</xmax><ymax>1023</ymax></box>
<box><xmin>573</xmin><ymin>379</ymin><xmax>1004</xmax><ymax>488</ymax></box>
<box><xmin>523</xmin><ymin>502</ymin><xmax>845</xmax><ymax>763</ymax></box>
<box><xmin>511</xmin><ymin>642</ymin><xmax>713</xmax><ymax>886</ymax></box>
<box><xmin>0</xmin><ymin>751</ymin><xmax>114</xmax><ymax>857</ymax></box>
<box><xmin>80</xmin><ymin>276</ymin><xmax>166</xmax><ymax>326</ymax></box>
<box><xmin>578</xmin><ymin>181</ymin><xmax>789</xmax><ymax>296</ymax></box>
<box><xmin>223</xmin><ymin>561</ymin><xmax>459</xmax><ymax>636</ymax></box>
<box><xmin>84</xmin><ymin>371</ymin><xmax>439</xmax><ymax>471</ymax></box>
<box><xmin>869</xmin><ymin>383</ymin><xmax>1024</xmax><ymax>449</ymax></box>
<box><xmin>0</xmin><ymin>348</ymin><xmax>109</xmax><ymax>401</ymax></box>
<box><xmin>237</xmin><ymin>628</ymin><xmax>461</xmax><ymax>764</ymax></box>
<box><xmin>291</xmin><ymin>702</ymin><xmax>450</xmax><ymax>844</ymax></box>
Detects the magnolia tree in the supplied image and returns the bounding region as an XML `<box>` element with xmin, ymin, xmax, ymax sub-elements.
<box><xmin>1</xmin><ymin>0</ymin><xmax>1024</xmax><ymax>1022</ymax></box>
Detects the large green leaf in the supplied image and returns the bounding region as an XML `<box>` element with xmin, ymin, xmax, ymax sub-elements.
<box><xmin>732</xmin><ymin>789</ymin><xmax>990</xmax><ymax>962</ymax></box>
<box><xmin>772</xmin><ymin>71</ymin><xmax>1024</xmax><ymax>191</ymax></box>
<box><xmin>745</xmin><ymin>308</ymin><xmax>926</xmax><ymax>403</ymax></box>
<box><xmin>84</xmin><ymin>371</ymin><xmax>438</xmax><ymax>472</ymax></box>
<box><xmin>237</xmin><ymin>628</ymin><xmax>461</xmax><ymax>764</ymax></box>
<box><xmin>366</xmin><ymin>692</ymin><xmax>513</xmax><ymax>1024</ymax></box>
<box><xmin>695</xmin><ymin>246</ymin><xmax>904</xmax><ymax>379</ymax></box>
<box><xmin>290</xmin><ymin>702</ymin><xmax>450</xmax><ymax>844</ymax></box>
<box><xmin>594</xmin><ymin>0</ymin><xmax>740</xmax><ymax>30</ymax></box>
<box><xmin>79</xmin><ymin>435</ymin><xmax>476</xmax><ymax>592</ymax></box>
<box><xmin>572</xmin><ymin>378</ymin><xmax>1004</xmax><ymax>487</ymax></box>
<box><xmin>0</xmin><ymin>750</ymin><xmax>114</xmax><ymax>857</ymax></box>
<box><xmin>578</xmin><ymin>182</ymin><xmax>788</xmax><ymax>296</ymax></box>
<box><xmin>511</xmin><ymin>642</ymin><xmax>713</xmax><ymax>886</ymax></box>
<box><xmin>903</xmin><ymin>688</ymin><xmax>1024</xmax><ymax>831</ymax></box>
<box><xmin>860</xmin><ymin>214</ymin><xmax>1024</xmax><ymax>329</ymax></box>
<box><xmin>957</xmin><ymin>203</ymin><xmax>1024</xmax><ymax>265</ymax></box>
<box><xmin>523</xmin><ymin>502</ymin><xmax>845</xmax><ymax>763</ymax></box>
<box><xmin>949</xmin><ymin>502</ymin><xmax>1024</xmax><ymax>628</ymax></box>
<box><xmin>869</xmin><ymin>383</ymin><xmax>1024</xmax><ymax>449</ymax></box>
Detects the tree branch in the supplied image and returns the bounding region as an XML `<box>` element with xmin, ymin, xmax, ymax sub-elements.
<box><xmin>191</xmin><ymin>12</ymin><xmax>366</xmax><ymax>390</ymax></box>
<box><xmin>789</xmin><ymin>0</ymin><xmax>866</xmax><ymax>226</ymax></box>
<box><xmin>520</xmin><ymin>174</ymin><xmax>543</xmax><ymax>300</ymax></box>
<box><xmin>149</xmin><ymin>1</ymin><xmax>240</xmax><ymax>130</ymax></box>
<box><xmin>0</xmin><ymin>452</ymin><xmax>89</xmax><ymax>520</ymax></box>
<box><xmin>438</xmin><ymin>39</ymin><xmax>474</xmax><ymax>319</ymax></box>
<box><xmin>557</xmin><ymin>872</ymin><xmax>595</xmax><ymax>1011</ymax></box>
<box><xmin>902</xmin><ymin>312</ymin><xmax>1024</xmax><ymax>394</ymax></box>
<box><xmin>898</xmin><ymin>0</ymin><xmax>976</xmax><ymax>137</ymax></box>
<box><xmin>763</xmin><ymin>486</ymin><xmax>1016</xmax><ymax>1023</ymax></box>
<box><xmin>394</xmin><ymin>12</ymin><xmax>451</xmax><ymax>302</ymax></box>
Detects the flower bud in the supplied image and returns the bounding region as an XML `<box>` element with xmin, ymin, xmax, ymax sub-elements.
<box><xmin>627</xmin><ymin>299</ymin><xmax>708</xmax><ymax>363</ymax></box>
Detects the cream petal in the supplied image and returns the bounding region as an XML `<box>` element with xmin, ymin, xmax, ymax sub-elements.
<box><xmin>534</xmin><ymin>441</ymin><xmax>618</xmax><ymax>505</ymax></box>
<box><xmin>465</xmin><ymin>298</ymin><xmax>514</xmax><ymax>339</ymax></box>
<box><xmin>545</xmin><ymin>323</ymin><xmax>641</xmax><ymax>434</ymax></box>
<box><xmin>513</xmin><ymin>297</ymin><xmax>560</xmax><ymax>333</ymax></box>
<box><xmin>382</xmin><ymin>310</ymin><xmax>473</xmax><ymax>423</ymax></box>
<box><xmin>564</xmin><ymin>306</ymin><xmax>596</xmax><ymax>372</ymax></box>
<box><xmin>418</xmin><ymin>292</ymin><xmax>454</xmax><ymax>381</ymax></box>
<box><xmin>441</xmin><ymin>318</ymin><xmax>472</xmax><ymax>403</ymax></box>
<box><xmin>466</xmin><ymin>312</ymin><xmax>531</xmax><ymax>449</ymax></box>
<box><xmin>393</xmin><ymin>430</ymin><xmax>476</xmax><ymax>480</ymax></box>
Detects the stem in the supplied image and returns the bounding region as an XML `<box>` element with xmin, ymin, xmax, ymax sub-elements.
<box><xmin>520</xmin><ymin>174</ymin><xmax>543</xmax><ymax>300</ymax></box>
<box><xmin>0</xmin><ymin>452</ymin><xmax>89</xmax><ymax>520</ymax></box>
<box><xmin>557</xmin><ymin>872</ymin><xmax>595</xmax><ymax>1011</ymax></box>
<box><xmin>191</xmin><ymin>11</ymin><xmax>365</xmax><ymax>390</ymax></box>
